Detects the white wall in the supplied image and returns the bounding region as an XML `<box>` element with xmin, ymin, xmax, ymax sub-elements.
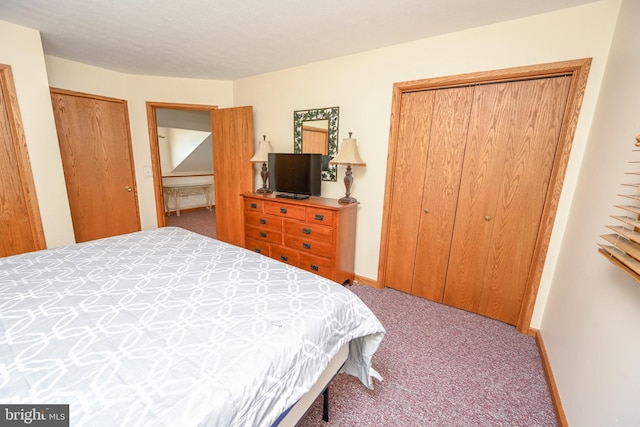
<box><xmin>0</xmin><ymin>21</ymin><xmax>75</xmax><ymax>248</ymax></box>
<box><xmin>44</xmin><ymin>56</ymin><xmax>234</xmax><ymax>230</ymax></box>
<box><xmin>234</xmin><ymin>1</ymin><xmax>622</xmax><ymax>328</ymax></box>
<box><xmin>542</xmin><ymin>0</ymin><xmax>640</xmax><ymax>424</ymax></box>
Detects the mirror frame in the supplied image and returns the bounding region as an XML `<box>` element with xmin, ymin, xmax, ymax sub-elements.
<box><xmin>293</xmin><ymin>106</ymin><xmax>339</xmax><ymax>181</ymax></box>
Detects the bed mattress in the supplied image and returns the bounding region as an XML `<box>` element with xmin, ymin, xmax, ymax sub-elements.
<box><xmin>0</xmin><ymin>227</ymin><xmax>385</xmax><ymax>426</ymax></box>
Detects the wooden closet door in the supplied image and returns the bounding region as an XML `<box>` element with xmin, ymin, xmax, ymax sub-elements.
<box><xmin>51</xmin><ymin>89</ymin><xmax>140</xmax><ymax>242</ymax></box>
<box><xmin>382</xmin><ymin>91</ymin><xmax>435</xmax><ymax>294</ymax></box>
<box><xmin>411</xmin><ymin>87</ymin><xmax>473</xmax><ymax>300</ymax></box>
<box><xmin>443</xmin><ymin>76</ymin><xmax>572</xmax><ymax>324</ymax></box>
<box><xmin>0</xmin><ymin>65</ymin><xmax>45</xmax><ymax>256</ymax></box>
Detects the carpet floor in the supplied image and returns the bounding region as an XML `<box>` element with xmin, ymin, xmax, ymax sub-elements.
<box><xmin>165</xmin><ymin>208</ymin><xmax>216</xmax><ymax>239</ymax></box>
<box><xmin>299</xmin><ymin>285</ymin><xmax>557</xmax><ymax>427</ymax></box>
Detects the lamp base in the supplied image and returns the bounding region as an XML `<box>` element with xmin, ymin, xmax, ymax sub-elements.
<box><xmin>338</xmin><ymin>196</ymin><xmax>358</xmax><ymax>204</ymax></box>
<box><xmin>256</xmin><ymin>186</ymin><xmax>272</xmax><ymax>194</ymax></box>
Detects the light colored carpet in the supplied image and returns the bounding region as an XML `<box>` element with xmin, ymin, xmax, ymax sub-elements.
<box><xmin>165</xmin><ymin>208</ymin><xmax>216</xmax><ymax>239</ymax></box>
<box><xmin>299</xmin><ymin>285</ymin><xmax>557</xmax><ymax>427</ymax></box>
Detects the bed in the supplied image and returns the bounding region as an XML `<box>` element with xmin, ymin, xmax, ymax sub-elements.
<box><xmin>0</xmin><ymin>227</ymin><xmax>385</xmax><ymax>426</ymax></box>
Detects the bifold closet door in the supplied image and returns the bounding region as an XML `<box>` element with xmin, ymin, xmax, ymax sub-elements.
<box><xmin>443</xmin><ymin>76</ymin><xmax>572</xmax><ymax>324</ymax></box>
<box><xmin>383</xmin><ymin>75</ymin><xmax>572</xmax><ymax>325</ymax></box>
<box><xmin>381</xmin><ymin>90</ymin><xmax>435</xmax><ymax>294</ymax></box>
<box><xmin>382</xmin><ymin>87</ymin><xmax>473</xmax><ymax>300</ymax></box>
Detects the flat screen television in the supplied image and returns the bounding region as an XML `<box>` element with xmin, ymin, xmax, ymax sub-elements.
<box><xmin>268</xmin><ymin>153</ymin><xmax>322</xmax><ymax>199</ymax></box>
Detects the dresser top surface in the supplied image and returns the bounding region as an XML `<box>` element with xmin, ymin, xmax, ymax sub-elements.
<box><xmin>242</xmin><ymin>192</ymin><xmax>358</xmax><ymax>211</ymax></box>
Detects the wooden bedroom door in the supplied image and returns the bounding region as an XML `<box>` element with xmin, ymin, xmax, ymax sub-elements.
<box><xmin>50</xmin><ymin>89</ymin><xmax>140</xmax><ymax>243</ymax></box>
<box><xmin>378</xmin><ymin>61</ymin><xmax>588</xmax><ymax>328</ymax></box>
<box><xmin>211</xmin><ymin>106</ymin><xmax>254</xmax><ymax>247</ymax></box>
<box><xmin>0</xmin><ymin>64</ymin><xmax>46</xmax><ymax>256</ymax></box>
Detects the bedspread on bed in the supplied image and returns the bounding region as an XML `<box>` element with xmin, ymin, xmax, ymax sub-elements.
<box><xmin>0</xmin><ymin>227</ymin><xmax>385</xmax><ymax>427</ymax></box>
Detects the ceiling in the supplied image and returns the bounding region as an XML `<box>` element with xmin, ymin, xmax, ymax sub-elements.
<box><xmin>0</xmin><ymin>0</ymin><xmax>598</xmax><ymax>80</ymax></box>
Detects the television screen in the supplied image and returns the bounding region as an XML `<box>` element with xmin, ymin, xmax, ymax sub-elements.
<box><xmin>268</xmin><ymin>153</ymin><xmax>322</xmax><ymax>199</ymax></box>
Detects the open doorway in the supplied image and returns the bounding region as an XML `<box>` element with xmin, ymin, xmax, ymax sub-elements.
<box><xmin>146</xmin><ymin>102</ymin><xmax>217</xmax><ymax>238</ymax></box>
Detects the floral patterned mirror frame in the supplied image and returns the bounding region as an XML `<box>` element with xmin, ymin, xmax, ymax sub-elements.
<box><xmin>293</xmin><ymin>106</ymin><xmax>339</xmax><ymax>181</ymax></box>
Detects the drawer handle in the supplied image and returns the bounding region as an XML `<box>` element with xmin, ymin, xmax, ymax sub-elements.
<box><xmin>259</xmin><ymin>218</ymin><xmax>267</xmax><ymax>224</ymax></box>
<box><xmin>254</xmin><ymin>248</ymin><xmax>261</xmax><ymax>254</ymax></box>
<box><xmin>251</xmin><ymin>203</ymin><xmax>257</xmax><ymax>209</ymax></box>
<box><xmin>280</xmin><ymin>208</ymin><xmax>288</xmax><ymax>214</ymax></box>
<box><xmin>314</xmin><ymin>214</ymin><xmax>324</xmax><ymax>221</ymax></box>
<box><xmin>302</xmin><ymin>228</ymin><xmax>311</xmax><ymax>235</ymax></box>
<box><xmin>303</xmin><ymin>242</ymin><xmax>311</xmax><ymax>250</ymax></box>
<box><xmin>260</xmin><ymin>232</ymin><xmax>267</xmax><ymax>238</ymax></box>
<box><xmin>310</xmin><ymin>264</ymin><xmax>319</xmax><ymax>272</ymax></box>
<box><xmin>280</xmin><ymin>255</ymin><xmax>288</xmax><ymax>262</ymax></box>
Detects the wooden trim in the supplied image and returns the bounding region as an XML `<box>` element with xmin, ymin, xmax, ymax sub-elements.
<box><xmin>0</xmin><ymin>64</ymin><xmax>46</xmax><ymax>250</ymax></box>
<box><xmin>161</xmin><ymin>173</ymin><xmax>213</xmax><ymax>178</ymax></box>
<box><xmin>146</xmin><ymin>102</ymin><xmax>218</xmax><ymax>228</ymax></box>
<box><xmin>535</xmin><ymin>330</ymin><xmax>568</xmax><ymax>427</ymax></box>
<box><xmin>516</xmin><ymin>58</ymin><xmax>592</xmax><ymax>333</ymax></box>
<box><xmin>353</xmin><ymin>274</ymin><xmax>378</xmax><ymax>288</ymax></box>
<box><xmin>377</xmin><ymin>58</ymin><xmax>592</xmax><ymax>332</ymax></box>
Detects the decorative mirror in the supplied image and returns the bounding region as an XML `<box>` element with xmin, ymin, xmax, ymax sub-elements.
<box><xmin>293</xmin><ymin>106</ymin><xmax>339</xmax><ymax>181</ymax></box>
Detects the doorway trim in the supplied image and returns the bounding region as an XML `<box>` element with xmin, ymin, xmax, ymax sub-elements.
<box><xmin>378</xmin><ymin>58</ymin><xmax>592</xmax><ymax>334</ymax></box>
<box><xmin>146</xmin><ymin>102</ymin><xmax>218</xmax><ymax>228</ymax></box>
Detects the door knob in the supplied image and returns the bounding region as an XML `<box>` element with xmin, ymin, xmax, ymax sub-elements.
<box><xmin>484</xmin><ymin>215</ymin><xmax>491</xmax><ymax>221</ymax></box>
<box><xmin>125</xmin><ymin>186</ymin><xmax>133</xmax><ymax>192</ymax></box>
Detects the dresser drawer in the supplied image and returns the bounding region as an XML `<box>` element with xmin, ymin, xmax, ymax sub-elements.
<box><xmin>299</xmin><ymin>253</ymin><xmax>333</xmax><ymax>277</ymax></box>
<box><xmin>270</xmin><ymin>244</ymin><xmax>300</xmax><ymax>267</ymax></box>
<box><xmin>284</xmin><ymin>235</ymin><xmax>333</xmax><ymax>258</ymax></box>
<box><xmin>245</xmin><ymin>238</ymin><xmax>270</xmax><ymax>256</ymax></box>
<box><xmin>264</xmin><ymin>201</ymin><xmax>306</xmax><ymax>220</ymax></box>
<box><xmin>284</xmin><ymin>220</ymin><xmax>333</xmax><ymax>242</ymax></box>
<box><xmin>246</xmin><ymin>225</ymin><xmax>282</xmax><ymax>244</ymax></box>
<box><xmin>244</xmin><ymin>198</ymin><xmax>264</xmax><ymax>212</ymax></box>
<box><xmin>305</xmin><ymin>208</ymin><xmax>335</xmax><ymax>225</ymax></box>
<box><xmin>245</xmin><ymin>211</ymin><xmax>282</xmax><ymax>231</ymax></box>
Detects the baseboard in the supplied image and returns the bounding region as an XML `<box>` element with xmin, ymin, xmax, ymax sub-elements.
<box><xmin>166</xmin><ymin>205</ymin><xmax>214</xmax><ymax>216</ymax></box>
<box><xmin>353</xmin><ymin>274</ymin><xmax>382</xmax><ymax>288</ymax></box>
<box><xmin>534</xmin><ymin>329</ymin><xmax>568</xmax><ymax>427</ymax></box>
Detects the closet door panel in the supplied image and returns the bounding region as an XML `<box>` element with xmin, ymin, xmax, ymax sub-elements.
<box><xmin>411</xmin><ymin>87</ymin><xmax>473</xmax><ymax>301</ymax></box>
<box><xmin>383</xmin><ymin>91</ymin><xmax>434</xmax><ymax>293</ymax></box>
<box><xmin>478</xmin><ymin>76</ymin><xmax>572</xmax><ymax>323</ymax></box>
<box><xmin>443</xmin><ymin>82</ymin><xmax>520</xmax><ymax>314</ymax></box>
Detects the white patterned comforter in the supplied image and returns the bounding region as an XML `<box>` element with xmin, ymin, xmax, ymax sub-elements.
<box><xmin>0</xmin><ymin>227</ymin><xmax>385</xmax><ymax>426</ymax></box>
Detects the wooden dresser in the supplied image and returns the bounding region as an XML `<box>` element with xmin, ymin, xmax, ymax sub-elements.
<box><xmin>241</xmin><ymin>192</ymin><xmax>358</xmax><ymax>285</ymax></box>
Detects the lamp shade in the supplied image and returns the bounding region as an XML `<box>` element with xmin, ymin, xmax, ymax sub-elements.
<box><xmin>250</xmin><ymin>140</ymin><xmax>273</xmax><ymax>163</ymax></box>
<box><xmin>330</xmin><ymin>136</ymin><xmax>366</xmax><ymax>166</ymax></box>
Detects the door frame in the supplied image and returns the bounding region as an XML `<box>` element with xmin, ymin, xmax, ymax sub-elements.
<box><xmin>145</xmin><ymin>102</ymin><xmax>218</xmax><ymax>228</ymax></box>
<box><xmin>377</xmin><ymin>58</ymin><xmax>592</xmax><ymax>334</ymax></box>
<box><xmin>0</xmin><ymin>64</ymin><xmax>46</xmax><ymax>253</ymax></box>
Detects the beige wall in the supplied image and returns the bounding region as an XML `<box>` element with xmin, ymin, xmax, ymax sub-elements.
<box><xmin>542</xmin><ymin>0</ymin><xmax>640</xmax><ymax>424</ymax></box>
<box><xmin>44</xmin><ymin>56</ymin><xmax>234</xmax><ymax>231</ymax></box>
<box><xmin>0</xmin><ymin>21</ymin><xmax>75</xmax><ymax>248</ymax></box>
<box><xmin>233</xmin><ymin>0</ymin><xmax>622</xmax><ymax>329</ymax></box>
